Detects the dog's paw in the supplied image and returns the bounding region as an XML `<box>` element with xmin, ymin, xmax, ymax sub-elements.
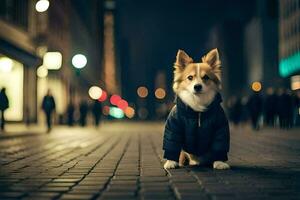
<box><xmin>213</xmin><ymin>161</ymin><xmax>230</xmax><ymax>170</ymax></box>
<box><xmin>164</xmin><ymin>160</ymin><xmax>179</xmax><ymax>169</ymax></box>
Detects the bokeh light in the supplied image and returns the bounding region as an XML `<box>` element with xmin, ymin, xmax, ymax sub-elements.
<box><xmin>251</xmin><ymin>82</ymin><xmax>262</xmax><ymax>92</ymax></box>
<box><xmin>72</xmin><ymin>54</ymin><xmax>87</xmax><ymax>69</ymax></box>
<box><xmin>109</xmin><ymin>107</ymin><xmax>124</xmax><ymax>119</ymax></box>
<box><xmin>37</xmin><ymin>65</ymin><xmax>48</xmax><ymax>78</ymax></box>
<box><xmin>125</xmin><ymin>107</ymin><xmax>135</xmax><ymax>118</ymax></box>
<box><xmin>110</xmin><ymin>94</ymin><xmax>121</xmax><ymax>105</ymax></box>
<box><xmin>155</xmin><ymin>88</ymin><xmax>166</xmax><ymax>99</ymax></box>
<box><xmin>35</xmin><ymin>0</ymin><xmax>49</xmax><ymax>12</ymax></box>
<box><xmin>117</xmin><ymin>99</ymin><xmax>128</xmax><ymax>111</ymax></box>
<box><xmin>88</xmin><ymin>86</ymin><xmax>102</xmax><ymax>100</ymax></box>
<box><xmin>0</xmin><ymin>57</ymin><xmax>13</xmax><ymax>72</ymax></box>
<box><xmin>138</xmin><ymin>107</ymin><xmax>148</xmax><ymax>119</ymax></box>
<box><xmin>43</xmin><ymin>52</ymin><xmax>62</xmax><ymax>70</ymax></box>
<box><xmin>137</xmin><ymin>86</ymin><xmax>148</xmax><ymax>98</ymax></box>
<box><xmin>102</xmin><ymin>106</ymin><xmax>110</xmax><ymax>115</ymax></box>
<box><xmin>98</xmin><ymin>90</ymin><xmax>107</xmax><ymax>102</ymax></box>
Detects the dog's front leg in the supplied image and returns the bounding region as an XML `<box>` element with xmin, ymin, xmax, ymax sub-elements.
<box><xmin>164</xmin><ymin>160</ymin><xmax>179</xmax><ymax>169</ymax></box>
<box><xmin>213</xmin><ymin>161</ymin><xmax>230</xmax><ymax>169</ymax></box>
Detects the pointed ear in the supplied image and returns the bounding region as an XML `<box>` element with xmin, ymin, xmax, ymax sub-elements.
<box><xmin>202</xmin><ymin>48</ymin><xmax>220</xmax><ymax>67</ymax></box>
<box><xmin>174</xmin><ymin>50</ymin><xmax>193</xmax><ymax>68</ymax></box>
<box><xmin>202</xmin><ymin>48</ymin><xmax>221</xmax><ymax>81</ymax></box>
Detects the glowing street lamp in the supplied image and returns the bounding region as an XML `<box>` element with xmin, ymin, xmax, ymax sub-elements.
<box><xmin>35</xmin><ymin>0</ymin><xmax>49</xmax><ymax>12</ymax></box>
<box><xmin>0</xmin><ymin>57</ymin><xmax>13</xmax><ymax>72</ymax></box>
<box><xmin>251</xmin><ymin>82</ymin><xmax>262</xmax><ymax>92</ymax></box>
<box><xmin>88</xmin><ymin>86</ymin><xmax>102</xmax><ymax>100</ymax></box>
<box><xmin>43</xmin><ymin>52</ymin><xmax>62</xmax><ymax>70</ymax></box>
<box><xmin>72</xmin><ymin>54</ymin><xmax>87</xmax><ymax>69</ymax></box>
<box><xmin>37</xmin><ymin>65</ymin><xmax>48</xmax><ymax>78</ymax></box>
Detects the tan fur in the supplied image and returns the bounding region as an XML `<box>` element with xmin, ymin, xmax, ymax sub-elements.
<box><xmin>173</xmin><ymin>49</ymin><xmax>221</xmax><ymax>93</ymax></box>
<box><xmin>174</xmin><ymin>49</ymin><xmax>223</xmax><ymax>164</ymax></box>
<box><xmin>164</xmin><ymin>48</ymin><xmax>230</xmax><ymax>170</ymax></box>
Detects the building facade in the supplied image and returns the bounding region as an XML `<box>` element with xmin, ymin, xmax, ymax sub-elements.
<box><xmin>0</xmin><ymin>0</ymin><xmax>41</xmax><ymax>123</ymax></box>
<box><xmin>279</xmin><ymin>0</ymin><xmax>300</xmax><ymax>90</ymax></box>
<box><xmin>0</xmin><ymin>0</ymin><xmax>104</xmax><ymax>124</ymax></box>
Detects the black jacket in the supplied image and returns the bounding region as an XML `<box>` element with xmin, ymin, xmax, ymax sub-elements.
<box><xmin>0</xmin><ymin>91</ymin><xmax>9</xmax><ymax>111</ymax></box>
<box><xmin>163</xmin><ymin>93</ymin><xmax>230</xmax><ymax>164</ymax></box>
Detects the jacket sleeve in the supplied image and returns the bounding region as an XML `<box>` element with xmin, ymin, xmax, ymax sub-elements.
<box><xmin>210</xmin><ymin>106</ymin><xmax>230</xmax><ymax>161</ymax></box>
<box><xmin>163</xmin><ymin>106</ymin><xmax>184</xmax><ymax>162</ymax></box>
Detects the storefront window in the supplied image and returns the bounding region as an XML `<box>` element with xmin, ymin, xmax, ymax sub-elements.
<box><xmin>0</xmin><ymin>55</ymin><xmax>23</xmax><ymax>121</ymax></box>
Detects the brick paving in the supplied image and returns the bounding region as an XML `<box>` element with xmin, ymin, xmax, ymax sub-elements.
<box><xmin>0</xmin><ymin>123</ymin><xmax>300</xmax><ymax>200</ymax></box>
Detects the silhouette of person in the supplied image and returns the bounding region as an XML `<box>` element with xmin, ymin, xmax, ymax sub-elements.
<box><xmin>0</xmin><ymin>88</ymin><xmax>9</xmax><ymax>131</ymax></box>
<box><xmin>67</xmin><ymin>101</ymin><xmax>75</xmax><ymax>126</ymax></box>
<box><xmin>231</xmin><ymin>97</ymin><xmax>243</xmax><ymax>126</ymax></box>
<box><xmin>264</xmin><ymin>87</ymin><xmax>277</xmax><ymax>127</ymax></box>
<box><xmin>92</xmin><ymin>100</ymin><xmax>102</xmax><ymax>127</ymax></box>
<box><xmin>247</xmin><ymin>91</ymin><xmax>263</xmax><ymax>130</ymax></box>
<box><xmin>277</xmin><ymin>89</ymin><xmax>293</xmax><ymax>129</ymax></box>
<box><xmin>79</xmin><ymin>100</ymin><xmax>88</xmax><ymax>127</ymax></box>
<box><xmin>42</xmin><ymin>89</ymin><xmax>56</xmax><ymax>132</ymax></box>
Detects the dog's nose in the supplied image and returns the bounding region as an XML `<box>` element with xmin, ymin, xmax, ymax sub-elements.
<box><xmin>194</xmin><ymin>84</ymin><xmax>202</xmax><ymax>92</ymax></box>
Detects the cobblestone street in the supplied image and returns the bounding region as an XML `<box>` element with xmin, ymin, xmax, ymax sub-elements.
<box><xmin>0</xmin><ymin>122</ymin><xmax>300</xmax><ymax>200</ymax></box>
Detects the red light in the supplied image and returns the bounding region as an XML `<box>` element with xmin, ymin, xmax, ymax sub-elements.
<box><xmin>98</xmin><ymin>90</ymin><xmax>107</xmax><ymax>102</ymax></box>
<box><xmin>117</xmin><ymin>99</ymin><xmax>128</xmax><ymax>111</ymax></box>
<box><xmin>102</xmin><ymin>106</ymin><xmax>110</xmax><ymax>115</ymax></box>
<box><xmin>110</xmin><ymin>94</ymin><xmax>121</xmax><ymax>105</ymax></box>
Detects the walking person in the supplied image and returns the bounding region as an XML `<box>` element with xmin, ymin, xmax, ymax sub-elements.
<box><xmin>247</xmin><ymin>91</ymin><xmax>263</xmax><ymax>130</ymax></box>
<box><xmin>79</xmin><ymin>100</ymin><xmax>88</xmax><ymax>127</ymax></box>
<box><xmin>92</xmin><ymin>100</ymin><xmax>102</xmax><ymax>127</ymax></box>
<box><xmin>264</xmin><ymin>87</ymin><xmax>277</xmax><ymax>127</ymax></box>
<box><xmin>277</xmin><ymin>89</ymin><xmax>293</xmax><ymax>129</ymax></box>
<box><xmin>0</xmin><ymin>88</ymin><xmax>9</xmax><ymax>132</ymax></box>
<box><xmin>42</xmin><ymin>89</ymin><xmax>56</xmax><ymax>133</ymax></box>
<box><xmin>67</xmin><ymin>101</ymin><xmax>75</xmax><ymax>126</ymax></box>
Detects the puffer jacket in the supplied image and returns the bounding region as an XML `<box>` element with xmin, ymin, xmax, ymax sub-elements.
<box><xmin>163</xmin><ymin>93</ymin><xmax>230</xmax><ymax>164</ymax></box>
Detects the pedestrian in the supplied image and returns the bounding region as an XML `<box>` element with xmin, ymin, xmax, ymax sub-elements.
<box><xmin>264</xmin><ymin>87</ymin><xmax>277</xmax><ymax>127</ymax></box>
<box><xmin>42</xmin><ymin>89</ymin><xmax>56</xmax><ymax>133</ymax></box>
<box><xmin>79</xmin><ymin>99</ymin><xmax>88</xmax><ymax>127</ymax></box>
<box><xmin>0</xmin><ymin>88</ymin><xmax>9</xmax><ymax>132</ymax></box>
<box><xmin>67</xmin><ymin>101</ymin><xmax>75</xmax><ymax>126</ymax></box>
<box><xmin>277</xmin><ymin>88</ymin><xmax>293</xmax><ymax>129</ymax></box>
<box><xmin>294</xmin><ymin>90</ymin><xmax>300</xmax><ymax>126</ymax></box>
<box><xmin>92</xmin><ymin>100</ymin><xmax>102</xmax><ymax>127</ymax></box>
<box><xmin>247</xmin><ymin>91</ymin><xmax>263</xmax><ymax>130</ymax></box>
<box><xmin>231</xmin><ymin>97</ymin><xmax>243</xmax><ymax>126</ymax></box>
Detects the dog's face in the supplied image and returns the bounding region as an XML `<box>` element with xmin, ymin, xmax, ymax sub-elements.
<box><xmin>173</xmin><ymin>49</ymin><xmax>222</xmax><ymax>111</ymax></box>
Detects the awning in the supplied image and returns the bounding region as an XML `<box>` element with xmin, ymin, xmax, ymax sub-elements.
<box><xmin>0</xmin><ymin>38</ymin><xmax>42</xmax><ymax>67</ymax></box>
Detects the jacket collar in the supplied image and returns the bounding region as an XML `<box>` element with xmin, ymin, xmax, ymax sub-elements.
<box><xmin>176</xmin><ymin>93</ymin><xmax>222</xmax><ymax>118</ymax></box>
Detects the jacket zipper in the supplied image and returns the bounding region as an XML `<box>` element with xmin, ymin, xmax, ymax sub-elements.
<box><xmin>198</xmin><ymin>112</ymin><xmax>201</xmax><ymax>127</ymax></box>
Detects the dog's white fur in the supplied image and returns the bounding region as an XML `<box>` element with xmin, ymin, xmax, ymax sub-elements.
<box><xmin>164</xmin><ymin>48</ymin><xmax>230</xmax><ymax>170</ymax></box>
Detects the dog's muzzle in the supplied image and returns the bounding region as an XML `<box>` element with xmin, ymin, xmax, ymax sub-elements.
<box><xmin>194</xmin><ymin>84</ymin><xmax>202</xmax><ymax>93</ymax></box>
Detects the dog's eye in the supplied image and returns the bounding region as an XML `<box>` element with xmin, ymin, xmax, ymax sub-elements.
<box><xmin>202</xmin><ymin>75</ymin><xmax>209</xmax><ymax>81</ymax></box>
<box><xmin>187</xmin><ymin>75</ymin><xmax>193</xmax><ymax>81</ymax></box>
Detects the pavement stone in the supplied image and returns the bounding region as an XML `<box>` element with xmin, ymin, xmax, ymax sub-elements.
<box><xmin>0</xmin><ymin>123</ymin><xmax>299</xmax><ymax>200</ymax></box>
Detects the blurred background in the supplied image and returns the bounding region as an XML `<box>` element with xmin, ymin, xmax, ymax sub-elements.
<box><xmin>0</xmin><ymin>0</ymin><xmax>299</xmax><ymax>128</ymax></box>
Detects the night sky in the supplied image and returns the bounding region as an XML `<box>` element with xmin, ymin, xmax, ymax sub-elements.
<box><xmin>115</xmin><ymin>0</ymin><xmax>255</xmax><ymax>101</ymax></box>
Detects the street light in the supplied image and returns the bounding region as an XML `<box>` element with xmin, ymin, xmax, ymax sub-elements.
<box><xmin>35</xmin><ymin>0</ymin><xmax>49</xmax><ymax>12</ymax></box>
<box><xmin>37</xmin><ymin>65</ymin><xmax>48</xmax><ymax>78</ymax></box>
<box><xmin>72</xmin><ymin>54</ymin><xmax>87</xmax><ymax>69</ymax></box>
<box><xmin>0</xmin><ymin>57</ymin><xmax>13</xmax><ymax>72</ymax></box>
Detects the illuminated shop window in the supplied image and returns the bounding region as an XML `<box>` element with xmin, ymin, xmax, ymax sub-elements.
<box><xmin>0</xmin><ymin>55</ymin><xmax>23</xmax><ymax>121</ymax></box>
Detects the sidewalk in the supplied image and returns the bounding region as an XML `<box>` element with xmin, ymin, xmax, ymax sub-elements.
<box><xmin>0</xmin><ymin>122</ymin><xmax>299</xmax><ymax>200</ymax></box>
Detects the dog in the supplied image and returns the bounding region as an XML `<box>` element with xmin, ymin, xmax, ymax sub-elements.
<box><xmin>163</xmin><ymin>48</ymin><xmax>230</xmax><ymax>170</ymax></box>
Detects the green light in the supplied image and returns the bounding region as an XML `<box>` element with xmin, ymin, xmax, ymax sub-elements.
<box><xmin>109</xmin><ymin>107</ymin><xmax>124</xmax><ymax>119</ymax></box>
<box><xmin>279</xmin><ymin>51</ymin><xmax>300</xmax><ymax>77</ymax></box>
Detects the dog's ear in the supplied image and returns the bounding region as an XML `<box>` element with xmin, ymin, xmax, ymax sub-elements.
<box><xmin>202</xmin><ymin>48</ymin><xmax>221</xmax><ymax>81</ymax></box>
<box><xmin>175</xmin><ymin>50</ymin><xmax>193</xmax><ymax>69</ymax></box>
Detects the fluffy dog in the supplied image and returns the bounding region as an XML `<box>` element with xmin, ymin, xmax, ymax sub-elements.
<box><xmin>163</xmin><ymin>48</ymin><xmax>230</xmax><ymax>170</ymax></box>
